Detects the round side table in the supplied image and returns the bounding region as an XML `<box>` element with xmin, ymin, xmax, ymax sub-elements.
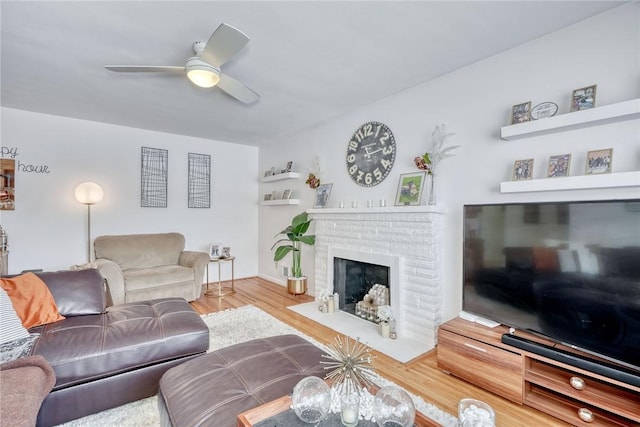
<box><xmin>205</xmin><ymin>256</ymin><xmax>235</xmax><ymax>297</ymax></box>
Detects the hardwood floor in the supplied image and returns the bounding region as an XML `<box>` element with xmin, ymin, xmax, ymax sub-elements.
<box><xmin>191</xmin><ymin>276</ymin><xmax>568</xmax><ymax>427</ymax></box>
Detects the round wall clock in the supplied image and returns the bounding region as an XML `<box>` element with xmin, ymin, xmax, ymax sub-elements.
<box><xmin>345</xmin><ymin>121</ymin><xmax>396</xmax><ymax>187</ymax></box>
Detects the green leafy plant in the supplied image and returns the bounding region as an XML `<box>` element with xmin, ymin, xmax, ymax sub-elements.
<box><xmin>272</xmin><ymin>212</ymin><xmax>315</xmax><ymax>278</ymax></box>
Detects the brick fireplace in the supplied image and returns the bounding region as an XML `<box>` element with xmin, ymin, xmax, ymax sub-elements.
<box><xmin>308</xmin><ymin>206</ymin><xmax>445</xmax><ymax>349</ymax></box>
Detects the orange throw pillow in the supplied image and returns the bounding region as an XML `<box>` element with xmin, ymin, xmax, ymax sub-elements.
<box><xmin>0</xmin><ymin>273</ymin><xmax>65</xmax><ymax>329</ymax></box>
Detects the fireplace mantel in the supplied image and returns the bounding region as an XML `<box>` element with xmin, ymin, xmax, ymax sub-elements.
<box><xmin>308</xmin><ymin>205</ymin><xmax>445</xmax><ymax>349</ymax></box>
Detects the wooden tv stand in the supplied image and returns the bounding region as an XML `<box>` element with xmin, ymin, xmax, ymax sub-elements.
<box><xmin>437</xmin><ymin>317</ymin><xmax>640</xmax><ymax>426</ymax></box>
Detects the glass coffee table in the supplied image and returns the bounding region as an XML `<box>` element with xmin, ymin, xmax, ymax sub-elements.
<box><xmin>237</xmin><ymin>394</ymin><xmax>443</xmax><ymax>427</ymax></box>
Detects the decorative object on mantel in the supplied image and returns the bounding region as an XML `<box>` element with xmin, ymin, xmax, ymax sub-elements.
<box><xmin>314</xmin><ymin>183</ymin><xmax>333</xmax><ymax>208</ymax></box>
<box><xmin>355</xmin><ymin>284</ymin><xmax>390</xmax><ymax>323</ymax></box>
<box><xmin>321</xmin><ymin>335</ymin><xmax>376</xmax><ymax>394</ymax></box>
<box><xmin>511</xmin><ymin>101</ymin><xmax>532</xmax><ymax>124</ymax></box>
<box><xmin>395</xmin><ymin>172</ymin><xmax>426</xmax><ymax>206</ymax></box>
<box><xmin>586</xmin><ymin>148</ymin><xmax>612</xmax><ymax>175</ymax></box>
<box><xmin>414</xmin><ymin>124</ymin><xmax>459</xmax><ymax>205</ymax></box>
<box><xmin>272</xmin><ymin>211</ymin><xmax>315</xmax><ymax>295</ymax></box>
<box><xmin>530</xmin><ymin>102</ymin><xmax>558</xmax><ymax>120</ymax></box>
<box><xmin>570</xmin><ymin>84</ymin><xmax>597</xmax><ymax>112</ymax></box>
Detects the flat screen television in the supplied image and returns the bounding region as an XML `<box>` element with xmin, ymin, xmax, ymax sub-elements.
<box><xmin>462</xmin><ymin>199</ymin><xmax>640</xmax><ymax>373</ymax></box>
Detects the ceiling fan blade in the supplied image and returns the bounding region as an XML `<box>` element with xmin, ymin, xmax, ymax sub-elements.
<box><xmin>105</xmin><ymin>65</ymin><xmax>185</xmax><ymax>73</ymax></box>
<box><xmin>200</xmin><ymin>23</ymin><xmax>249</xmax><ymax>67</ymax></box>
<box><xmin>217</xmin><ymin>73</ymin><xmax>260</xmax><ymax>104</ymax></box>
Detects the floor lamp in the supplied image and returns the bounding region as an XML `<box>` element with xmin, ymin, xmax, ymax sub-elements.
<box><xmin>74</xmin><ymin>182</ymin><xmax>104</xmax><ymax>263</ymax></box>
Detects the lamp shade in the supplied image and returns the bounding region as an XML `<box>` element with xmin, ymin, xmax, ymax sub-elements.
<box><xmin>74</xmin><ymin>182</ymin><xmax>104</xmax><ymax>205</ymax></box>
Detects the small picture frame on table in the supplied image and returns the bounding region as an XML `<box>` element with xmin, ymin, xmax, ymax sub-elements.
<box><xmin>570</xmin><ymin>84</ymin><xmax>597</xmax><ymax>112</ymax></box>
<box><xmin>511</xmin><ymin>101</ymin><xmax>531</xmax><ymax>124</ymax></box>
<box><xmin>547</xmin><ymin>154</ymin><xmax>571</xmax><ymax>178</ymax></box>
<box><xmin>586</xmin><ymin>148</ymin><xmax>612</xmax><ymax>175</ymax></box>
<box><xmin>395</xmin><ymin>172</ymin><xmax>426</xmax><ymax>206</ymax></box>
<box><xmin>512</xmin><ymin>159</ymin><xmax>534</xmax><ymax>181</ymax></box>
<box><xmin>314</xmin><ymin>184</ymin><xmax>333</xmax><ymax>208</ymax></box>
<box><xmin>209</xmin><ymin>243</ymin><xmax>222</xmax><ymax>259</ymax></box>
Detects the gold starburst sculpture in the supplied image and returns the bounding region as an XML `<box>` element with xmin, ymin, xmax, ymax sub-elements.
<box><xmin>321</xmin><ymin>336</ymin><xmax>376</xmax><ymax>394</ymax></box>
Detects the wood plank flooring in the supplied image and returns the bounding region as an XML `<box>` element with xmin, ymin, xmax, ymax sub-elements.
<box><xmin>191</xmin><ymin>276</ymin><xmax>568</xmax><ymax>426</ymax></box>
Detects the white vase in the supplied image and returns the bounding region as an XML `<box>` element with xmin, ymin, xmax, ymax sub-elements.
<box><xmin>427</xmin><ymin>173</ymin><xmax>436</xmax><ymax>205</ymax></box>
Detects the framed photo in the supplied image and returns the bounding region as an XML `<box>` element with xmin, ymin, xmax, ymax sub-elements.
<box><xmin>512</xmin><ymin>159</ymin><xmax>534</xmax><ymax>181</ymax></box>
<box><xmin>282</xmin><ymin>189</ymin><xmax>292</xmax><ymax>199</ymax></box>
<box><xmin>395</xmin><ymin>172</ymin><xmax>426</xmax><ymax>206</ymax></box>
<box><xmin>271</xmin><ymin>190</ymin><xmax>279</xmax><ymax>200</ymax></box>
<box><xmin>263</xmin><ymin>193</ymin><xmax>272</xmax><ymax>201</ymax></box>
<box><xmin>570</xmin><ymin>84</ymin><xmax>597</xmax><ymax>112</ymax></box>
<box><xmin>314</xmin><ymin>183</ymin><xmax>333</xmax><ymax>208</ymax></box>
<box><xmin>511</xmin><ymin>101</ymin><xmax>531</xmax><ymax>124</ymax></box>
<box><xmin>547</xmin><ymin>154</ymin><xmax>571</xmax><ymax>178</ymax></box>
<box><xmin>286</xmin><ymin>161</ymin><xmax>293</xmax><ymax>172</ymax></box>
<box><xmin>586</xmin><ymin>148</ymin><xmax>613</xmax><ymax>175</ymax></box>
<box><xmin>209</xmin><ymin>243</ymin><xmax>222</xmax><ymax>259</ymax></box>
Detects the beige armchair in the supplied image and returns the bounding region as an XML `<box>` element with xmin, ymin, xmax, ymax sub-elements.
<box><xmin>93</xmin><ymin>232</ymin><xmax>209</xmax><ymax>306</ymax></box>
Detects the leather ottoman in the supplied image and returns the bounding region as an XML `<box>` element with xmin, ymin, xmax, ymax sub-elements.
<box><xmin>158</xmin><ymin>334</ymin><xmax>327</xmax><ymax>427</ymax></box>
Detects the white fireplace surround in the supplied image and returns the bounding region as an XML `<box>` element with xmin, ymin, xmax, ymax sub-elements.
<box><xmin>308</xmin><ymin>206</ymin><xmax>445</xmax><ymax>350</ymax></box>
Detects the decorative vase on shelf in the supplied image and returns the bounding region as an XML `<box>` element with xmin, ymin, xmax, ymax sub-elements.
<box><xmin>427</xmin><ymin>173</ymin><xmax>436</xmax><ymax>205</ymax></box>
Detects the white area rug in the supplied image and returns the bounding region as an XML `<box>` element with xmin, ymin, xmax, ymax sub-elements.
<box><xmin>289</xmin><ymin>301</ymin><xmax>432</xmax><ymax>363</ymax></box>
<box><xmin>58</xmin><ymin>305</ymin><xmax>457</xmax><ymax>427</ymax></box>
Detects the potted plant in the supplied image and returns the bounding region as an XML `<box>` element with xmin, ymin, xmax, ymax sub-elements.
<box><xmin>272</xmin><ymin>211</ymin><xmax>315</xmax><ymax>295</ymax></box>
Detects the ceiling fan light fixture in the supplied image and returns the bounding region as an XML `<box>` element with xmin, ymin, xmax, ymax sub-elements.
<box><xmin>186</xmin><ymin>58</ymin><xmax>220</xmax><ymax>88</ymax></box>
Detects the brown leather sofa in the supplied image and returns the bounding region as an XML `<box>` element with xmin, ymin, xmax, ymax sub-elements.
<box><xmin>28</xmin><ymin>269</ymin><xmax>210</xmax><ymax>426</ymax></box>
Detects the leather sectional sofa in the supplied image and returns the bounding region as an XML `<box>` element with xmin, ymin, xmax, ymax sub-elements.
<box><xmin>28</xmin><ymin>269</ymin><xmax>210</xmax><ymax>426</ymax></box>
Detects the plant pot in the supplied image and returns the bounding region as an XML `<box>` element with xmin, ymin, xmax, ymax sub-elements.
<box><xmin>287</xmin><ymin>276</ymin><xmax>307</xmax><ymax>295</ymax></box>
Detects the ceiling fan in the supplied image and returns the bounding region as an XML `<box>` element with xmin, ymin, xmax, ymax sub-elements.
<box><xmin>105</xmin><ymin>23</ymin><xmax>259</xmax><ymax>104</ymax></box>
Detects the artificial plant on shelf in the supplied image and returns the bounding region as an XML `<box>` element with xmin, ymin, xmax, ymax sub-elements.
<box><xmin>413</xmin><ymin>124</ymin><xmax>459</xmax><ymax>205</ymax></box>
<box><xmin>272</xmin><ymin>211</ymin><xmax>316</xmax><ymax>295</ymax></box>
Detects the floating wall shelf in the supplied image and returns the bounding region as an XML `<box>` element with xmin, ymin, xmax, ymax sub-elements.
<box><xmin>500</xmin><ymin>98</ymin><xmax>640</xmax><ymax>140</ymax></box>
<box><xmin>262</xmin><ymin>199</ymin><xmax>300</xmax><ymax>206</ymax></box>
<box><xmin>500</xmin><ymin>171</ymin><xmax>640</xmax><ymax>193</ymax></box>
<box><xmin>260</xmin><ymin>172</ymin><xmax>300</xmax><ymax>183</ymax></box>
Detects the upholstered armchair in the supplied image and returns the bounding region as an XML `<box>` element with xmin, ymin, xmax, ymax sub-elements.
<box><xmin>93</xmin><ymin>233</ymin><xmax>209</xmax><ymax>306</ymax></box>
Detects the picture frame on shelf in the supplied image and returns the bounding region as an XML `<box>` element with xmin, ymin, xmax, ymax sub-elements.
<box><xmin>547</xmin><ymin>154</ymin><xmax>571</xmax><ymax>178</ymax></box>
<box><xmin>263</xmin><ymin>194</ymin><xmax>272</xmax><ymax>201</ymax></box>
<box><xmin>209</xmin><ymin>243</ymin><xmax>223</xmax><ymax>259</ymax></box>
<box><xmin>264</xmin><ymin>170</ymin><xmax>272</xmax><ymax>177</ymax></box>
<box><xmin>271</xmin><ymin>190</ymin><xmax>281</xmax><ymax>200</ymax></box>
<box><xmin>586</xmin><ymin>148</ymin><xmax>613</xmax><ymax>175</ymax></box>
<box><xmin>395</xmin><ymin>172</ymin><xmax>426</xmax><ymax>206</ymax></box>
<box><xmin>282</xmin><ymin>189</ymin><xmax>292</xmax><ymax>199</ymax></box>
<box><xmin>286</xmin><ymin>161</ymin><xmax>293</xmax><ymax>172</ymax></box>
<box><xmin>512</xmin><ymin>159</ymin><xmax>534</xmax><ymax>181</ymax></box>
<box><xmin>314</xmin><ymin>183</ymin><xmax>333</xmax><ymax>208</ymax></box>
<box><xmin>570</xmin><ymin>84</ymin><xmax>597</xmax><ymax>112</ymax></box>
<box><xmin>511</xmin><ymin>101</ymin><xmax>531</xmax><ymax>124</ymax></box>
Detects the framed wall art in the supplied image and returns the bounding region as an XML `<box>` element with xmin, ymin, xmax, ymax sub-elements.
<box><xmin>314</xmin><ymin>183</ymin><xmax>332</xmax><ymax>208</ymax></box>
<box><xmin>511</xmin><ymin>101</ymin><xmax>531</xmax><ymax>124</ymax></box>
<box><xmin>141</xmin><ymin>146</ymin><xmax>168</xmax><ymax>208</ymax></box>
<box><xmin>586</xmin><ymin>148</ymin><xmax>612</xmax><ymax>175</ymax></box>
<box><xmin>187</xmin><ymin>152</ymin><xmax>210</xmax><ymax>208</ymax></box>
<box><xmin>512</xmin><ymin>159</ymin><xmax>534</xmax><ymax>181</ymax></box>
<box><xmin>395</xmin><ymin>172</ymin><xmax>426</xmax><ymax>206</ymax></box>
<box><xmin>547</xmin><ymin>154</ymin><xmax>571</xmax><ymax>178</ymax></box>
<box><xmin>570</xmin><ymin>84</ymin><xmax>597</xmax><ymax>112</ymax></box>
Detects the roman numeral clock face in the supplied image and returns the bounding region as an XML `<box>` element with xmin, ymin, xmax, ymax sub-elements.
<box><xmin>346</xmin><ymin>122</ymin><xmax>396</xmax><ymax>187</ymax></box>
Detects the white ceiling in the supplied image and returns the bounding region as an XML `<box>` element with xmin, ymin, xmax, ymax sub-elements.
<box><xmin>1</xmin><ymin>1</ymin><xmax>624</xmax><ymax>147</ymax></box>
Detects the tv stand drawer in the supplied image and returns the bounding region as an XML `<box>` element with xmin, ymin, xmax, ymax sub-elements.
<box><xmin>525</xmin><ymin>358</ymin><xmax>640</xmax><ymax>424</ymax></box>
<box><xmin>437</xmin><ymin>328</ymin><xmax>523</xmax><ymax>403</ymax></box>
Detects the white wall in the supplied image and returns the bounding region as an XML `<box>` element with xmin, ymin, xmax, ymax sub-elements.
<box><xmin>0</xmin><ymin>108</ymin><xmax>259</xmax><ymax>280</ymax></box>
<box><xmin>258</xmin><ymin>4</ymin><xmax>640</xmax><ymax>321</ymax></box>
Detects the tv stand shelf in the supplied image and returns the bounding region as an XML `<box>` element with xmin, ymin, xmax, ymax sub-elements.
<box><xmin>437</xmin><ymin>318</ymin><xmax>640</xmax><ymax>426</ymax></box>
